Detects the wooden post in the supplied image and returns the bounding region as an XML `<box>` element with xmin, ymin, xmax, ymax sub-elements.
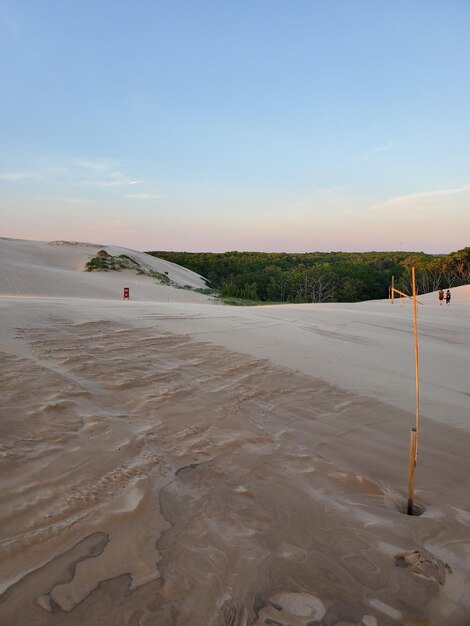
<box><xmin>407</xmin><ymin>428</ymin><xmax>417</xmax><ymax>515</ymax></box>
<box><xmin>411</xmin><ymin>267</ymin><xmax>419</xmax><ymax>447</ymax></box>
<box><xmin>391</xmin><ymin>275</ymin><xmax>395</xmax><ymax>304</ymax></box>
<box><xmin>393</xmin><ymin>267</ymin><xmax>422</xmax><ymax>514</ymax></box>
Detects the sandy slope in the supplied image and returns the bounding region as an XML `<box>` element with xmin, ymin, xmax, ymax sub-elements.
<box><xmin>1</xmin><ymin>238</ymin><xmax>470</xmax><ymax>626</ymax></box>
<box><xmin>0</xmin><ymin>237</ymin><xmax>209</xmax><ymax>299</ymax></box>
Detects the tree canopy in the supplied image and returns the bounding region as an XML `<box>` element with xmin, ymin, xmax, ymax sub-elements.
<box><xmin>146</xmin><ymin>248</ymin><xmax>470</xmax><ymax>303</ymax></box>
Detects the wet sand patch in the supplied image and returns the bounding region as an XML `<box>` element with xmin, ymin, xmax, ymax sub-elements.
<box><xmin>1</xmin><ymin>320</ymin><xmax>470</xmax><ymax>624</ymax></box>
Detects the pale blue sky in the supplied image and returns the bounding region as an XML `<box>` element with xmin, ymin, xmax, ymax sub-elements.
<box><xmin>1</xmin><ymin>0</ymin><xmax>469</xmax><ymax>252</ymax></box>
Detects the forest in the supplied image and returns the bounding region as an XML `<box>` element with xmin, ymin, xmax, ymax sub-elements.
<box><xmin>147</xmin><ymin>248</ymin><xmax>470</xmax><ymax>304</ymax></box>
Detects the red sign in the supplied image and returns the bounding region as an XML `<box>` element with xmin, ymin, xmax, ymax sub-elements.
<box><xmin>123</xmin><ymin>287</ymin><xmax>130</xmax><ymax>300</ymax></box>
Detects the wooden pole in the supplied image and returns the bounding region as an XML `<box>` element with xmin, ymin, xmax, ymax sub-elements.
<box><xmin>390</xmin><ymin>287</ymin><xmax>424</xmax><ymax>304</ymax></box>
<box><xmin>407</xmin><ymin>427</ymin><xmax>417</xmax><ymax>515</ymax></box>
<box><xmin>391</xmin><ymin>275</ymin><xmax>395</xmax><ymax>304</ymax></box>
<box><xmin>412</xmin><ymin>267</ymin><xmax>420</xmax><ymax>449</ymax></box>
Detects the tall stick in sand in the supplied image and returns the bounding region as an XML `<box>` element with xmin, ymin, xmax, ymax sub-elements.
<box><xmin>412</xmin><ymin>266</ymin><xmax>420</xmax><ymax>443</ymax></box>
<box><xmin>390</xmin><ymin>268</ymin><xmax>420</xmax><ymax>514</ymax></box>
<box><xmin>389</xmin><ymin>269</ymin><xmax>421</xmax><ymax>438</ymax></box>
<box><xmin>407</xmin><ymin>266</ymin><xmax>419</xmax><ymax>514</ymax></box>
<box><xmin>407</xmin><ymin>428</ymin><xmax>417</xmax><ymax>515</ymax></box>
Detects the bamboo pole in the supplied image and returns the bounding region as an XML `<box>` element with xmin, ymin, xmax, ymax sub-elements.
<box><xmin>394</xmin><ymin>266</ymin><xmax>421</xmax><ymax>514</ymax></box>
<box><xmin>390</xmin><ymin>286</ymin><xmax>424</xmax><ymax>304</ymax></box>
<box><xmin>412</xmin><ymin>267</ymin><xmax>420</xmax><ymax>449</ymax></box>
<box><xmin>407</xmin><ymin>428</ymin><xmax>417</xmax><ymax>515</ymax></box>
<box><xmin>392</xmin><ymin>287</ymin><xmax>414</xmax><ymax>299</ymax></box>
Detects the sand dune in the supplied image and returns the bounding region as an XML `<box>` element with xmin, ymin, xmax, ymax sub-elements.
<box><xmin>0</xmin><ymin>238</ymin><xmax>209</xmax><ymax>300</ymax></box>
<box><xmin>1</xmin><ymin>238</ymin><xmax>469</xmax><ymax>625</ymax></box>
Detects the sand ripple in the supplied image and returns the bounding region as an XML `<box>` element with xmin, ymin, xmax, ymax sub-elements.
<box><xmin>1</xmin><ymin>321</ymin><xmax>470</xmax><ymax>624</ymax></box>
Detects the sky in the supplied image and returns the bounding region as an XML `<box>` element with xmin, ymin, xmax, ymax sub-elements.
<box><xmin>1</xmin><ymin>0</ymin><xmax>469</xmax><ymax>253</ymax></box>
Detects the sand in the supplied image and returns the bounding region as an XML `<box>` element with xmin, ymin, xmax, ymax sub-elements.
<box><xmin>1</xmin><ymin>238</ymin><xmax>469</xmax><ymax>626</ymax></box>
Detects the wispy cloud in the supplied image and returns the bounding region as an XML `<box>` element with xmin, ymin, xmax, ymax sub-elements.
<box><xmin>0</xmin><ymin>157</ymin><xmax>146</xmax><ymax>190</ymax></box>
<box><xmin>373</xmin><ymin>185</ymin><xmax>470</xmax><ymax>209</ymax></box>
<box><xmin>75</xmin><ymin>161</ymin><xmax>143</xmax><ymax>187</ymax></box>
<box><xmin>125</xmin><ymin>193</ymin><xmax>162</xmax><ymax>200</ymax></box>
<box><xmin>364</xmin><ymin>141</ymin><xmax>396</xmax><ymax>156</ymax></box>
<box><xmin>79</xmin><ymin>173</ymin><xmax>143</xmax><ymax>187</ymax></box>
<box><xmin>74</xmin><ymin>160</ymin><xmax>112</xmax><ymax>172</ymax></box>
<box><xmin>61</xmin><ymin>197</ymin><xmax>92</xmax><ymax>205</ymax></box>
<box><xmin>94</xmin><ymin>173</ymin><xmax>143</xmax><ymax>187</ymax></box>
<box><xmin>0</xmin><ymin>171</ymin><xmax>38</xmax><ymax>181</ymax></box>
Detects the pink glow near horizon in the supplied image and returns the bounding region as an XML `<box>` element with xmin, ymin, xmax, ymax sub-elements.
<box><xmin>4</xmin><ymin>220</ymin><xmax>468</xmax><ymax>254</ymax></box>
<box><xmin>3</xmin><ymin>184</ymin><xmax>469</xmax><ymax>253</ymax></box>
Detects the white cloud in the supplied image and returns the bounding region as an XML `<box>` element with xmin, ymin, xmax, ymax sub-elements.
<box><xmin>126</xmin><ymin>193</ymin><xmax>162</xmax><ymax>200</ymax></box>
<box><xmin>61</xmin><ymin>197</ymin><xmax>91</xmax><ymax>205</ymax></box>
<box><xmin>373</xmin><ymin>185</ymin><xmax>470</xmax><ymax>210</ymax></box>
<box><xmin>72</xmin><ymin>159</ymin><xmax>143</xmax><ymax>186</ymax></box>
<box><xmin>81</xmin><ymin>172</ymin><xmax>143</xmax><ymax>187</ymax></box>
<box><xmin>74</xmin><ymin>160</ymin><xmax>112</xmax><ymax>172</ymax></box>
<box><xmin>98</xmin><ymin>177</ymin><xmax>143</xmax><ymax>187</ymax></box>
<box><xmin>0</xmin><ymin>159</ymin><xmax>144</xmax><ymax>191</ymax></box>
<box><xmin>0</xmin><ymin>171</ymin><xmax>37</xmax><ymax>181</ymax></box>
<box><xmin>364</xmin><ymin>141</ymin><xmax>396</xmax><ymax>156</ymax></box>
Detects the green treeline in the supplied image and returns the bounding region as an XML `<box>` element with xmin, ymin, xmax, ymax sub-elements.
<box><xmin>146</xmin><ymin>248</ymin><xmax>470</xmax><ymax>303</ymax></box>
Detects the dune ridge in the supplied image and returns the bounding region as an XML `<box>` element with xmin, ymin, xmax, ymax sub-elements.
<box><xmin>0</xmin><ymin>238</ymin><xmax>209</xmax><ymax>300</ymax></box>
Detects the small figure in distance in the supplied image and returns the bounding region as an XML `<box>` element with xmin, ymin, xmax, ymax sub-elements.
<box><xmin>438</xmin><ymin>288</ymin><xmax>444</xmax><ymax>305</ymax></box>
<box><xmin>446</xmin><ymin>289</ymin><xmax>451</xmax><ymax>305</ymax></box>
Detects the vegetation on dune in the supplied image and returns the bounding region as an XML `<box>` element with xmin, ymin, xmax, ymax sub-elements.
<box><xmin>85</xmin><ymin>251</ymin><xmax>141</xmax><ymax>272</ymax></box>
<box><xmin>146</xmin><ymin>248</ymin><xmax>470</xmax><ymax>304</ymax></box>
<box><xmin>85</xmin><ymin>251</ymin><xmax>186</xmax><ymax>289</ymax></box>
<box><xmin>134</xmin><ymin>266</ymin><xmax>172</xmax><ymax>285</ymax></box>
<box><xmin>218</xmin><ymin>296</ymin><xmax>280</xmax><ymax>306</ymax></box>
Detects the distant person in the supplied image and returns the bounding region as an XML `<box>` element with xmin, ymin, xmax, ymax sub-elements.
<box><xmin>446</xmin><ymin>289</ymin><xmax>451</xmax><ymax>305</ymax></box>
<box><xmin>438</xmin><ymin>289</ymin><xmax>444</xmax><ymax>305</ymax></box>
